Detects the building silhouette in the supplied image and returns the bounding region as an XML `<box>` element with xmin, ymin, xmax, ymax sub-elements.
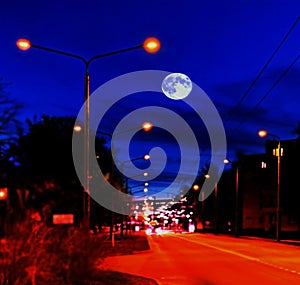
<box><xmin>217</xmin><ymin>138</ymin><xmax>300</xmax><ymax>239</ymax></box>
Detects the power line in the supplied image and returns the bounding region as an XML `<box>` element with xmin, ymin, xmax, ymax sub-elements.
<box><xmin>232</xmin><ymin>54</ymin><xmax>300</xmax><ymax>131</ymax></box>
<box><xmin>225</xmin><ymin>16</ymin><xmax>300</xmax><ymax>123</ymax></box>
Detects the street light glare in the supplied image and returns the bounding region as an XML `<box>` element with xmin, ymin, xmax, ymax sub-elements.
<box><xmin>142</xmin><ymin>121</ymin><xmax>153</xmax><ymax>132</ymax></box>
<box><xmin>258</xmin><ymin>130</ymin><xmax>268</xmax><ymax>138</ymax></box>
<box><xmin>224</xmin><ymin>158</ymin><xmax>230</xmax><ymax>164</ymax></box>
<box><xmin>16</xmin><ymin>36</ymin><xmax>159</xmax><ymax>229</ymax></box>
<box><xmin>0</xmin><ymin>188</ymin><xmax>8</xmax><ymax>200</ymax></box>
<box><xmin>16</xmin><ymin>38</ymin><xmax>31</xmax><ymax>51</ymax></box>
<box><xmin>193</xmin><ymin>184</ymin><xmax>199</xmax><ymax>191</ymax></box>
<box><xmin>143</xmin><ymin>37</ymin><xmax>160</xmax><ymax>53</ymax></box>
<box><xmin>73</xmin><ymin>125</ymin><xmax>82</xmax><ymax>132</ymax></box>
<box><xmin>144</xmin><ymin>154</ymin><xmax>150</xmax><ymax>160</ymax></box>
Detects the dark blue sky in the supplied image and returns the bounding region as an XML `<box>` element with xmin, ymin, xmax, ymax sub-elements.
<box><xmin>1</xmin><ymin>0</ymin><xmax>300</xmax><ymax>197</ymax></box>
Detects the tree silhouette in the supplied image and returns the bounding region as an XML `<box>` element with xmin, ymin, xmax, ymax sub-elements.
<box><xmin>8</xmin><ymin>115</ymin><xmax>113</xmax><ymax>227</ymax></box>
<box><xmin>0</xmin><ymin>78</ymin><xmax>22</xmax><ymax>156</ymax></box>
<box><xmin>291</xmin><ymin>122</ymin><xmax>300</xmax><ymax>138</ymax></box>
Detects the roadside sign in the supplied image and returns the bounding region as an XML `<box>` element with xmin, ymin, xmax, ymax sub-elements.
<box><xmin>52</xmin><ymin>214</ymin><xmax>74</xmax><ymax>225</ymax></box>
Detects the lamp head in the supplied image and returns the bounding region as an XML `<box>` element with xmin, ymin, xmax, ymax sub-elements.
<box><xmin>73</xmin><ymin>125</ymin><xmax>82</xmax><ymax>132</ymax></box>
<box><xmin>142</xmin><ymin>122</ymin><xmax>153</xmax><ymax>132</ymax></box>
<box><xmin>258</xmin><ymin>130</ymin><xmax>268</xmax><ymax>138</ymax></box>
<box><xmin>193</xmin><ymin>184</ymin><xmax>199</xmax><ymax>191</ymax></box>
<box><xmin>16</xmin><ymin>38</ymin><xmax>31</xmax><ymax>51</ymax></box>
<box><xmin>0</xmin><ymin>188</ymin><xmax>8</xmax><ymax>200</ymax></box>
<box><xmin>143</xmin><ymin>37</ymin><xmax>160</xmax><ymax>53</ymax></box>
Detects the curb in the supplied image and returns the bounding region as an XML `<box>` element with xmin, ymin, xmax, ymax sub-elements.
<box><xmin>236</xmin><ymin>235</ymin><xmax>300</xmax><ymax>246</ymax></box>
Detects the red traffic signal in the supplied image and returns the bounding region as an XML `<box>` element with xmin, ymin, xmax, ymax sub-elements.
<box><xmin>0</xmin><ymin>188</ymin><xmax>8</xmax><ymax>200</ymax></box>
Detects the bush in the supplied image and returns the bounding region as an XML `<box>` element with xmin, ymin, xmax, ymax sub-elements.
<box><xmin>0</xmin><ymin>219</ymin><xmax>104</xmax><ymax>285</ymax></box>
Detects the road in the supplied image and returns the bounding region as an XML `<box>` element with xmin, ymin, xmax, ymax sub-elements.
<box><xmin>99</xmin><ymin>232</ymin><xmax>300</xmax><ymax>285</ymax></box>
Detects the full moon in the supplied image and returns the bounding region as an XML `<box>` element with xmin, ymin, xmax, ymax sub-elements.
<box><xmin>161</xmin><ymin>73</ymin><xmax>192</xmax><ymax>100</ymax></box>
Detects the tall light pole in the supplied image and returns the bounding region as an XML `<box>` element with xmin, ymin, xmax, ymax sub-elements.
<box><xmin>224</xmin><ymin>158</ymin><xmax>239</xmax><ymax>237</ymax></box>
<box><xmin>201</xmin><ymin>173</ymin><xmax>218</xmax><ymax>235</ymax></box>
<box><xmin>214</xmin><ymin>182</ymin><xmax>218</xmax><ymax>235</ymax></box>
<box><xmin>119</xmin><ymin>154</ymin><xmax>150</xmax><ymax>237</ymax></box>
<box><xmin>203</xmin><ymin>174</ymin><xmax>210</xmax><ymax>233</ymax></box>
<box><xmin>258</xmin><ymin>130</ymin><xmax>282</xmax><ymax>242</ymax></box>
<box><xmin>17</xmin><ymin>38</ymin><xmax>160</xmax><ymax>228</ymax></box>
<box><xmin>192</xmin><ymin>184</ymin><xmax>200</xmax><ymax>232</ymax></box>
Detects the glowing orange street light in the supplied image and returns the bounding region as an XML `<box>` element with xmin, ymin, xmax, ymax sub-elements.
<box><xmin>73</xmin><ymin>125</ymin><xmax>82</xmax><ymax>132</ymax></box>
<box><xmin>193</xmin><ymin>184</ymin><xmax>200</xmax><ymax>191</ymax></box>
<box><xmin>17</xmin><ymin>37</ymin><xmax>160</xmax><ymax>229</ymax></box>
<box><xmin>258</xmin><ymin>129</ymin><xmax>268</xmax><ymax>138</ymax></box>
<box><xmin>143</xmin><ymin>37</ymin><xmax>160</xmax><ymax>53</ymax></box>
<box><xmin>144</xmin><ymin>154</ymin><xmax>150</xmax><ymax>160</ymax></box>
<box><xmin>18</xmin><ymin>37</ymin><xmax>162</xmax><ymax>53</ymax></box>
<box><xmin>142</xmin><ymin>122</ymin><xmax>153</xmax><ymax>132</ymax></box>
<box><xmin>16</xmin><ymin>39</ymin><xmax>31</xmax><ymax>51</ymax></box>
<box><xmin>0</xmin><ymin>188</ymin><xmax>8</xmax><ymax>200</ymax></box>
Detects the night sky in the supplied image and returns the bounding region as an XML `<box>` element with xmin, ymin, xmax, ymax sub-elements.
<box><xmin>1</xmin><ymin>0</ymin><xmax>300</xmax><ymax>197</ymax></box>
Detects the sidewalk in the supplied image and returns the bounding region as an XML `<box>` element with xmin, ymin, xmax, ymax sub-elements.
<box><xmin>0</xmin><ymin>230</ymin><xmax>157</xmax><ymax>285</ymax></box>
<box><xmin>195</xmin><ymin>230</ymin><xmax>300</xmax><ymax>246</ymax></box>
<box><xmin>236</xmin><ymin>234</ymin><xmax>300</xmax><ymax>246</ymax></box>
<box><xmin>93</xmin><ymin>231</ymin><xmax>158</xmax><ymax>285</ymax></box>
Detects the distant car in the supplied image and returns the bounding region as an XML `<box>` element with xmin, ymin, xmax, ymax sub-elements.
<box><xmin>146</xmin><ymin>224</ymin><xmax>163</xmax><ymax>235</ymax></box>
<box><xmin>174</xmin><ymin>225</ymin><xmax>182</xmax><ymax>233</ymax></box>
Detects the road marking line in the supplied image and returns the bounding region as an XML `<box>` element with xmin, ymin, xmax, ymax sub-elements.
<box><xmin>171</xmin><ymin>235</ymin><xmax>300</xmax><ymax>276</ymax></box>
<box><xmin>172</xmin><ymin>235</ymin><xmax>258</xmax><ymax>261</ymax></box>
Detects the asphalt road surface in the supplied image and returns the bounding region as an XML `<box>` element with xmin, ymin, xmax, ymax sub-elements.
<box><xmin>99</xmin><ymin>232</ymin><xmax>300</xmax><ymax>285</ymax></box>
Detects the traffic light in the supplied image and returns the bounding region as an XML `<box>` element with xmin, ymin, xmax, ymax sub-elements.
<box><xmin>0</xmin><ymin>188</ymin><xmax>8</xmax><ymax>200</ymax></box>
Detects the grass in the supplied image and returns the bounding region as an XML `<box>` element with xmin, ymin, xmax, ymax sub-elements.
<box><xmin>0</xmin><ymin>224</ymin><xmax>157</xmax><ymax>285</ymax></box>
<box><xmin>80</xmin><ymin>270</ymin><xmax>158</xmax><ymax>285</ymax></box>
<box><xmin>101</xmin><ymin>232</ymin><xmax>151</xmax><ymax>256</ymax></box>
<box><xmin>87</xmin><ymin>231</ymin><xmax>158</xmax><ymax>285</ymax></box>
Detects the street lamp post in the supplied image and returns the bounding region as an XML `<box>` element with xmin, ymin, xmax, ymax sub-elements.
<box><xmin>192</xmin><ymin>184</ymin><xmax>200</xmax><ymax>232</ymax></box>
<box><xmin>224</xmin><ymin>158</ymin><xmax>239</xmax><ymax>237</ymax></box>
<box><xmin>258</xmin><ymin>130</ymin><xmax>282</xmax><ymax>242</ymax></box>
<box><xmin>17</xmin><ymin>38</ymin><xmax>160</xmax><ymax>229</ymax></box>
<box><xmin>201</xmin><ymin>173</ymin><xmax>218</xmax><ymax>235</ymax></box>
<box><xmin>94</xmin><ymin>130</ymin><xmax>116</xmax><ymax>244</ymax></box>
<box><xmin>193</xmin><ymin>174</ymin><xmax>210</xmax><ymax>234</ymax></box>
<box><xmin>119</xmin><ymin>154</ymin><xmax>150</xmax><ymax>237</ymax></box>
<box><xmin>201</xmin><ymin>190</ymin><xmax>205</xmax><ymax>233</ymax></box>
<box><xmin>214</xmin><ymin>182</ymin><xmax>218</xmax><ymax>235</ymax></box>
<box><xmin>91</xmin><ymin>128</ymin><xmax>151</xmax><ymax>241</ymax></box>
<box><xmin>202</xmin><ymin>174</ymin><xmax>219</xmax><ymax>234</ymax></box>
